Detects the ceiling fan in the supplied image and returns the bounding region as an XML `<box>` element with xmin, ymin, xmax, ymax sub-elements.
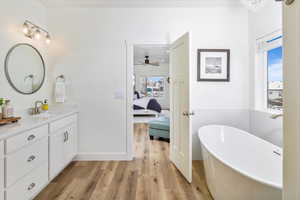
<box><xmin>136</xmin><ymin>56</ymin><xmax>160</xmax><ymax>66</ymax></box>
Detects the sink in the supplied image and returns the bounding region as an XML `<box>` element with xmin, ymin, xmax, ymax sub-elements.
<box><xmin>32</xmin><ymin>112</ymin><xmax>56</xmax><ymax>120</ymax></box>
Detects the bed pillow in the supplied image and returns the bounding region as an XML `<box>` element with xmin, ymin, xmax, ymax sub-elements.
<box><xmin>147</xmin><ymin>99</ymin><xmax>162</xmax><ymax>113</ymax></box>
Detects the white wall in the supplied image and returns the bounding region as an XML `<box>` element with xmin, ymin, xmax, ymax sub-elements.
<box><xmin>134</xmin><ymin>63</ymin><xmax>170</xmax><ymax>108</ymax></box>
<box><xmin>47</xmin><ymin>6</ymin><xmax>249</xmax><ymax>160</ymax></box>
<box><xmin>250</xmin><ymin>110</ymin><xmax>282</xmax><ymax>147</ymax></box>
<box><xmin>0</xmin><ymin>0</ymin><xmax>53</xmax><ymax>112</ymax></box>
<box><xmin>249</xmin><ymin>0</ymin><xmax>282</xmax><ymax>110</ymax></box>
<box><xmin>248</xmin><ymin>0</ymin><xmax>283</xmax><ymax>147</ymax></box>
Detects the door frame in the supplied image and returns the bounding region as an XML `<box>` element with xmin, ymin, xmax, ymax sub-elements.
<box><xmin>125</xmin><ymin>40</ymin><xmax>170</xmax><ymax>160</ymax></box>
<box><xmin>283</xmin><ymin>0</ymin><xmax>300</xmax><ymax>199</ymax></box>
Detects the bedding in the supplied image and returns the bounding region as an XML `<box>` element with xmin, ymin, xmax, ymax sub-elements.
<box><xmin>133</xmin><ymin>97</ymin><xmax>162</xmax><ymax>113</ymax></box>
<box><xmin>147</xmin><ymin>99</ymin><xmax>162</xmax><ymax>113</ymax></box>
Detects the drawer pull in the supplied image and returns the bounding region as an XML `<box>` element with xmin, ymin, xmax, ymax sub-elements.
<box><xmin>64</xmin><ymin>132</ymin><xmax>67</xmax><ymax>142</ymax></box>
<box><xmin>64</xmin><ymin>131</ymin><xmax>69</xmax><ymax>142</ymax></box>
<box><xmin>66</xmin><ymin>131</ymin><xmax>69</xmax><ymax>141</ymax></box>
<box><xmin>27</xmin><ymin>155</ymin><xmax>36</xmax><ymax>162</ymax></box>
<box><xmin>27</xmin><ymin>183</ymin><xmax>36</xmax><ymax>191</ymax></box>
<box><xmin>27</xmin><ymin>135</ymin><xmax>36</xmax><ymax>141</ymax></box>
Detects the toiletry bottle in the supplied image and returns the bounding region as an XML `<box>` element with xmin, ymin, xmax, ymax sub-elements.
<box><xmin>2</xmin><ymin>100</ymin><xmax>14</xmax><ymax>119</ymax></box>
<box><xmin>42</xmin><ymin>99</ymin><xmax>49</xmax><ymax>111</ymax></box>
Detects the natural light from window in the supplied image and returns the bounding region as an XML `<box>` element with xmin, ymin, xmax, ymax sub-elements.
<box><xmin>146</xmin><ymin>77</ymin><xmax>165</xmax><ymax>97</ymax></box>
<box><xmin>267</xmin><ymin>46</ymin><xmax>283</xmax><ymax>110</ymax></box>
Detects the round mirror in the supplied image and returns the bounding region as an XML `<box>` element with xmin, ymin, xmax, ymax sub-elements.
<box><xmin>5</xmin><ymin>43</ymin><xmax>45</xmax><ymax>95</ymax></box>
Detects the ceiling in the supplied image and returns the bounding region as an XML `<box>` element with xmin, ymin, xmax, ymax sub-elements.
<box><xmin>134</xmin><ymin>45</ymin><xmax>170</xmax><ymax>65</ymax></box>
<box><xmin>39</xmin><ymin>0</ymin><xmax>241</xmax><ymax>8</ymax></box>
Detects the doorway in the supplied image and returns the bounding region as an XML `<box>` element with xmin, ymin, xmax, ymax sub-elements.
<box><xmin>131</xmin><ymin>44</ymin><xmax>171</xmax><ymax>165</ymax></box>
<box><xmin>126</xmin><ymin>33</ymin><xmax>193</xmax><ymax>183</ymax></box>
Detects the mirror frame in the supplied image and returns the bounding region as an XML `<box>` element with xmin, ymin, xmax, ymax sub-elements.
<box><xmin>4</xmin><ymin>43</ymin><xmax>46</xmax><ymax>95</ymax></box>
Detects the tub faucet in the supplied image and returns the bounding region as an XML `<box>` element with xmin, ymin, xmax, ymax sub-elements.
<box><xmin>270</xmin><ymin>114</ymin><xmax>283</xmax><ymax>119</ymax></box>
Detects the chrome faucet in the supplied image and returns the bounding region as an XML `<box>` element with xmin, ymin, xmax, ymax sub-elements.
<box><xmin>30</xmin><ymin>100</ymin><xmax>43</xmax><ymax>115</ymax></box>
<box><xmin>270</xmin><ymin>114</ymin><xmax>283</xmax><ymax>119</ymax></box>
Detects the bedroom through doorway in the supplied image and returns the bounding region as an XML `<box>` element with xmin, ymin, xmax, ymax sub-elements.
<box><xmin>132</xmin><ymin>44</ymin><xmax>171</xmax><ymax>159</ymax></box>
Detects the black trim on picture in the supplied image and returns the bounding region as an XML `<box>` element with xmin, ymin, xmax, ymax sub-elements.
<box><xmin>197</xmin><ymin>49</ymin><xmax>230</xmax><ymax>82</ymax></box>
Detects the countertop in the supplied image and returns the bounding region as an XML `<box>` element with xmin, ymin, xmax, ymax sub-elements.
<box><xmin>0</xmin><ymin>105</ymin><xmax>79</xmax><ymax>140</ymax></box>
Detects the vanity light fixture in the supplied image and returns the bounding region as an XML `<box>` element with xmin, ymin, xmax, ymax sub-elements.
<box><xmin>45</xmin><ymin>34</ymin><xmax>51</xmax><ymax>44</ymax></box>
<box><xmin>34</xmin><ymin>29</ymin><xmax>41</xmax><ymax>40</ymax></box>
<box><xmin>22</xmin><ymin>22</ymin><xmax>29</xmax><ymax>35</ymax></box>
<box><xmin>22</xmin><ymin>20</ymin><xmax>51</xmax><ymax>44</ymax></box>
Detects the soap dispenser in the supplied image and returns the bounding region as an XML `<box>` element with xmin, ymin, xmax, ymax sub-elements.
<box><xmin>42</xmin><ymin>99</ymin><xmax>49</xmax><ymax>111</ymax></box>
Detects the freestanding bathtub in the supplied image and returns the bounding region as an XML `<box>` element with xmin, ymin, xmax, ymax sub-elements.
<box><xmin>198</xmin><ymin>125</ymin><xmax>282</xmax><ymax>200</ymax></box>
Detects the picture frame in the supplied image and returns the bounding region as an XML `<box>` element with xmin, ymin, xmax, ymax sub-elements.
<box><xmin>197</xmin><ymin>49</ymin><xmax>230</xmax><ymax>82</ymax></box>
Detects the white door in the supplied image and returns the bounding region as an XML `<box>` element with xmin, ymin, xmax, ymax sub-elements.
<box><xmin>170</xmin><ymin>32</ymin><xmax>192</xmax><ymax>183</ymax></box>
<box><xmin>283</xmin><ymin>0</ymin><xmax>300</xmax><ymax>199</ymax></box>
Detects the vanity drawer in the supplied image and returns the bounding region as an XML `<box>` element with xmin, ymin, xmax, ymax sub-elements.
<box><xmin>6</xmin><ymin>125</ymin><xmax>48</xmax><ymax>154</ymax></box>
<box><xmin>50</xmin><ymin>114</ymin><xmax>77</xmax><ymax>133</ymax></box>
<box><xmin>6</xmin><ymin>137</ymin><xmax>48</xmax><ymax>187</ymax></box>
<box><xmin>6</xmin><ymin>162</ymin><xmax>48</xmax><ymax>200</ymax></box>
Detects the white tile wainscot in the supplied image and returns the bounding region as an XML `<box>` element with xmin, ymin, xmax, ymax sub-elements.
<box><xmin>0</xmin><ymin>105</ymin><xmax>78</xmax><ymax>200</ymax></box>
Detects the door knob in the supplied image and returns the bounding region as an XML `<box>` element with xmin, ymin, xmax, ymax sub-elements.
<box><xmin>277</xmin><ymin>0</ymin><xmax>295</xmax><ymax>5</ymax></box>
<box><xmin>183</xmin><ymin>111</ymin><xmax>195</xmax><ymax>116</ymax></box>
<box><xmin>189</xmin><ymin>112</ymin><xmax>195</xmax><ymax>116</ymax></box>
<box><xmin>285</xmin><ymin>0</ymin><xmax>295</xmax><ymax>5</ymax></box>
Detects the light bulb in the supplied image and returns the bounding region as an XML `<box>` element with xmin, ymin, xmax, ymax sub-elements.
<box><xmin>45</xmin><ymin>34</ymin><xmax>51</xmax><ymax>44</ymax></box>
<box><xmin>34</xmin><ymin>29</ymin><xmax>41</xmax><ymax>40</ymax></box>
<box><xmin>23</xmin><ymin>23</ymin><xmax>29</xmax><ymax>35</ymax></box>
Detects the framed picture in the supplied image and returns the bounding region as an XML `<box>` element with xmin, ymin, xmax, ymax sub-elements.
<box><xmin>197</xmin><ymin>49</ymin><xmax>230</xmax><ymax>82</ymax></box>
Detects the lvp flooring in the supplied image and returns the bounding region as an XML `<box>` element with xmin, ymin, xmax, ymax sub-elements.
<box><xmin>35</xmin><ymin>123</ymin><xmax>213</xmax><ymax>200</ymax></box>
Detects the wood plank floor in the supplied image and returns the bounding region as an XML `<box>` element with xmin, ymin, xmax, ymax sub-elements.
<box><xmin>35</xmin><ymin>123</ymin><xmax>213</xmax><ymax>200</ymax></box>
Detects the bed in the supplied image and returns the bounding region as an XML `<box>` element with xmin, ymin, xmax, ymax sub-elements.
<box><xmin>133</xmin><ymin>97</ymin><xmax>161</xmax><ymax>116</ymax></box>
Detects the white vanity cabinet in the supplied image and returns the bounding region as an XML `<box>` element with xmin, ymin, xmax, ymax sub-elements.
<box><xmin>4</xmin><ymin>125</ymin><xmax>49</xmax><ymax>200</ymax></box>
<box><xmin>0</xmin><ymin>141</ymin><xmax>4</xmax><ymax>200</ymax></box>
<box><xmin>49</xmin><ymin>115</ymin><xmax>77</xmax><ymax>180</ymax></box>
<box><xmin>0</xmin><ymin>109</ymin><xmax>78</xmax><ymax>200</ymax></box>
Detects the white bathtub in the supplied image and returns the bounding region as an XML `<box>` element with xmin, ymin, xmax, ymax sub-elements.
<box><xmin>198</xmin><ymin>125</ymin><xmax>282</xmax><ymax>200</ymax></box>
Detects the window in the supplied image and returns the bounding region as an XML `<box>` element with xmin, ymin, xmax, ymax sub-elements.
<box><xmin>146</xmin><ymin>77</ymin><xmax>165</xmax><ymax>97</ymax></box>
<box><xmin>255</xmin><ymin>31</ymin><xmax>283</xmax><ymax>112</ymax></box>
<box><xmin>267</xmin><ymin>46</ymin><xmax>283</xmax><ymax>110</ymax></box>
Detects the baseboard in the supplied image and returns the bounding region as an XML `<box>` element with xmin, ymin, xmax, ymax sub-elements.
<box><xmin>74</xmin><ymin>152</ymin><xmax>131</xmax><ymax>161</ymax></box>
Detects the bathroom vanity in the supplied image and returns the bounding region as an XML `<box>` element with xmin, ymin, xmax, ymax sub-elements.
<box><xmin>0</xmin><ymin>106</ymin><xmax>78</xmax><ymax>200</ymax></box>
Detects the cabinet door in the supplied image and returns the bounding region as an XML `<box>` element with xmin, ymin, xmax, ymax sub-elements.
<box><xmin>0</xmin><ymin>141</ymin><xmax>4</xmax><ymax>200</ymax></box>
<box><xmin>64</xmin><ymin>124</ymin><xmax>77</xmax><ymax>165</ymax></box>
<box><xmin>0</xmin><ymin>158</ymin><xmax>3</xmax><ymax>200</ymax></box>
<box><xmin>49</xmin><ymin>131</ymin><xmax>65</xmax><ymax>180</ymax></box>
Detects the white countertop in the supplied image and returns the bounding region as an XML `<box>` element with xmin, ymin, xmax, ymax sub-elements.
<box><xmin>0</xmin><ymin>105</ymin><xmax>79</xmax><ymax>140</ymax></box>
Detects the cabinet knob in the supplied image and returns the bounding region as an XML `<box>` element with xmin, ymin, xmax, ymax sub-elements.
<box><xmin>27</xmin><ymin>134</ymin><xmax>36</xmax><ymax>141</ymax></box>
<box><xmin>27</xmin><ymin>183</ymin><xmax>36</xmax><ymax>191</ymax></box>
<box><xmin>27</xmin><ymin>155</ymin><xmax>36</xmax><ymax>162</ymax></box>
